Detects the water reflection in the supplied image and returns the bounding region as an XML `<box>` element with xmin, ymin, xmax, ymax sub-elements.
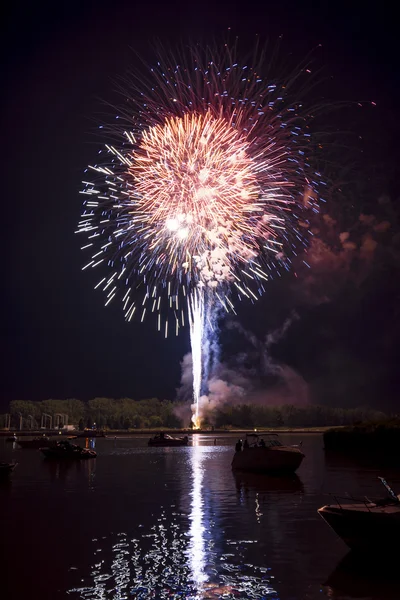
<box><xmin>8</xmin><ymin>434</ymin><xmax>400</xmax><ymax>599</ymax></box>
<box><xmin>323</xmin><ymin>551</ymin><xmax>400</xmax><ymax>599</ymax></box>
<box><xmin>233</xmin><ymin>471</ymin><xmax>304</xmax><ymax>495</ymax></box>
<box><xmin>324</xmin><ymin>449</ymin><xmax>400</xmax><ymax>469</ymax></box>
<box><xmin>42</xmin><ymin>454</ymin><xmax>96</xmax><ymax>487</ymax></box>
<box><xmin>0</xmin><ymin>477</ymin><xmax>13</xmax><ymax>493</ymax></box>
<box><xmin>44</xmin><ymin>459</ymin><xmax>75</xmax><ymax>482</ymax></box>
<box><xmin>187</xmin><ymin>435</ymin><xmax>207</xmax><ymax>595</ymax></box>
<box><xmin>69</xmin><ymin>516</ymin><xmax>194</xmax><ymax>598</ymax></box>
<box><xmin>68</xmin><ymin>443</ymin><xmax>278</xmax><ymax>599</ymax></box>
<box><xmin>84</xmin><ymin>438</ymin><xmax>96</xmax><ymax>450</ymax></box>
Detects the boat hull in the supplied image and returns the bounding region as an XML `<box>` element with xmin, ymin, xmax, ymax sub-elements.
<box><xmin>0</xmin><ymin>463</ymin><xmax>17</xmax><ymax>478</ymax></box>
<box><xmin>41</xmin><ymin>448</ymin><xmax>96</xmax><ymax>460</ymax></box>
<box><xmin>318</xmin><ymin>505</ymin><xmax>400</xmax><ymax>550</ymax></box>
<box><xmin>231</xmin><ymin>446</ymin><xmax>304</xmax><ymax>473</ymax></box>
<box><xmin>148</xmin><ymin>439</ymin><xmax>188</xmax><ymax>447</ymax></box>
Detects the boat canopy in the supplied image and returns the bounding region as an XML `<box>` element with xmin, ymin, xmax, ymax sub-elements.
<box><xmin>245</xmin><ymin>433</ymin><xmax>283</xmax><ymax>447</ymax></box>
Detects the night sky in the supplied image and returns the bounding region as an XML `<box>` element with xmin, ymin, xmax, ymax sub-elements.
<box><xmin>2</xmin><ymin>1</ymin><xmax>399</xmax><ymax>410</ymax></box>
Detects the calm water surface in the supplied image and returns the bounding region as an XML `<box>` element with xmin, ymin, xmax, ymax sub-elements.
<box><xmin>2</xmin><ymin>434</ymin><xmax>400</xmax><ymax>599</ymax></box>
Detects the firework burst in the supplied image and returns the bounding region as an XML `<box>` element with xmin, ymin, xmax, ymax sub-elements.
<box><xmin>77</xmin><ymin>43</ymin><xmax>323</xmax><ymax>425</ymax></box>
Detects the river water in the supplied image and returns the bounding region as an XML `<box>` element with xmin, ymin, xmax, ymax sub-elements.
<box><xmin>1</xmin><ymin>433</ymin><xmax>399</xmax><ymax>599</ymax></box>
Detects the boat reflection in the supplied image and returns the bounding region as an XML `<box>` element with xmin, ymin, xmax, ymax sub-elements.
<box><xmin>43</xmin><ymin>452</ymin><xmax>96</xmax><ymax>486</ymax></box>
<box><xmin>0</xmin><ymin>477</ymin><xmax>12</xmax><ymax>492</ymax></box>
<box><xmin>324</xmin><ymin>448</ymin><xmax>400</xmax><ymax>469</ymax></box>
<box><xmin>233</xmin><ymin>471</ymin><xmax>304</xmax><ymax>495</ymax></box>
<box><xmin>44</xmin><ymin>459</ymin><xmax>75</xmax><ymax>482</ymax></box>
<box><xmin>323</xmin><ymin>551</ymin><xmax>400</xmax><ymax>599</ymax></box>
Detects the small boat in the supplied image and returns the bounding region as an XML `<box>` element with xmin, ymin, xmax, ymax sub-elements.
<box><xmin>41</xmin><ymin>440</ymin><xmax>97</xmax><ymax>460</ymax></box>
<box><xmin>0</xmin><ymin>462</ymin><xmax>17</xmax><ymax>479</ymax></box>
<box><xmin>318</xmin><ymin>477</ymin><xmax>400</xmax><ymax>551</ymax></box>
<box><xmin>17</xmin><ymin>436</ymin><xmax>52</xmax><ymax>449</ymax></box>
<box><xmin>231</xmin><ymin>434</ymin><xmax>304</xmax><ymax>473</ymax></box>
<box><xmin>148</xmin><ymin>433</ymin><xmax>189</xmax><ymax>447</ymax></box>
<box><xmin>76</xmin><ymin>429</ymin><xmax>105</xmax><ymax>438</ymax></box>
<box><xmin>6</xmin><ymin>435</ymin><xmax>17</xmax><ymax>443</ymax></box>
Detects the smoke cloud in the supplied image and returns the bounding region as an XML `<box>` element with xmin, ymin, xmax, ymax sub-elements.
<box><xmin>176</xmin><ymin>193</ymin><xmax>400</xmax><ymax>421</ymax></box>
<box><xmin>176</xmin><ymin>311</ymin><xmax>308</xmax><ymax>425</ymax></box>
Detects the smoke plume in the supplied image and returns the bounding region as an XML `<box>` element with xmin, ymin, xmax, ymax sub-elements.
<box><xmin>176</xmin><ymin>311</ymin><xmax>308</xmax><ymax>425</ymax></box>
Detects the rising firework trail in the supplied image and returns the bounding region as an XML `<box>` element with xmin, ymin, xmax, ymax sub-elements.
<box><xmin>77</xmin><ymin>42</ymin><xmax>323</xmax><ymax>426</ymax></box>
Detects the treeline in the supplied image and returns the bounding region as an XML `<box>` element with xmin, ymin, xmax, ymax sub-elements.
<box><xmin>3</xmin><ymin>398</ymin><xmax>181</xmax><ymax>430</ymax></box>
<box><xmin>0</xmin><ymin>398</ymin><xmax>388</xmax><ymax>430</ymax></box>
<box><xmin>324</xmin><ymin>419</ymin><xmax>400</xmax><ymax>453</ymax></box>
<box><xmin>209</xmin><ymin>404</ymin><xmax>387</xmax><ymax>429</ymax></box>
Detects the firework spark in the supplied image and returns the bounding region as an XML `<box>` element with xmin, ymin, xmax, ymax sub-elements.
<box><xmin>78</xmin><ymin>43</ymin><xmax>323</xmax><ymax>426</ymax></box>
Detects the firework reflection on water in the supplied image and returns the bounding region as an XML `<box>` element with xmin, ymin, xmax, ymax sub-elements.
<box><xmin>67</xmin><ymin>443</ymin><xmax>277</xmax><ymax>599</ymax></box>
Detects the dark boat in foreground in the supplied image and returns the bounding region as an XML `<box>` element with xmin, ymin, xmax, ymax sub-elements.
<box><xmin>6</xmin><ymin>434</ymin><xmax>17</xmax><ymax>443</ymax></box>
<box><xmin>232</xmin><ymin>434</ymin><xmax>304</xmax><ymax>474</ymax></box>
<box><xmin>318</xmin><ymin>477</ymin><xmax>400</xmax><ymax>551</ymax></box>
<box><xmin>17</xmin><ymin>436</ymin><xmax>52</xmax><ymax>449</ymax></box>
<box><xmin>148</xmin><ymin>433</ymin><xmax>189</xmax><ymax>447</ymax></box>
<box><xmin>41</xmin><ymin>440</ymin><xmax>96</xmax><ymax>460</ymax></box>
<box><xmin>0</xmin><ymin>462</ymin><xmax>17</xmax><ymax>479</ymax></box>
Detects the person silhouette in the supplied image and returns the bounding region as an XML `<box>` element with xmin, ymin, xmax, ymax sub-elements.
<box><xmin>235</xmin><ymin>439</ymin><xmax>242</xmax><ymax>452</ymax></box>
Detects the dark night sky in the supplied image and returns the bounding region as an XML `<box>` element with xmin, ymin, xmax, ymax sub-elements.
<box><xmin>1</xmin><ymin>1</ymin><xmax>399</xmax><ymax>410</ymax></box>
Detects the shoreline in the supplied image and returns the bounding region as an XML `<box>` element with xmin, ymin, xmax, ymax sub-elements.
<box><xmin>0</xmin><ymin>427</ymin><xmax>333</xmax><ymax>437</ymax></box>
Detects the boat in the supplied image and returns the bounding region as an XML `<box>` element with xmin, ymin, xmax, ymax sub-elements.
<box><xmin>17</xmin><ymin>436</ymin><xmax>52</xmax><ymax>449</ymax></box>
<box><xmin>6</xmin><ymin>434</ymin><xmax>17</xmax><ymax>443</ymax></box>
<box><xmin>41</xmin><ymin>440</ymin><xmax>96</xmax><ymax>460</ymax></box>
<box><xmin>0</xmin><ymin>462</ymin><xmax>17</xmax><ymax>479</ymax></box>
<box><xmin>148</xmin><ymin>433</ymin><xmax>189</xmax><ymax>447</ymax></box>
<box><xmin>231</xmin><ymin>433</ymin><xmax>304</xmax><ymax>473</ymax></box>
<box><xmin>318</xmin><ymin>477</ymin><xmax>400</xmax><ymax>551</ymax></box>
<box><xmin>76</xmin><ymin>429</ymin><xmax>105</xmax><ymax>438</ymax></box>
